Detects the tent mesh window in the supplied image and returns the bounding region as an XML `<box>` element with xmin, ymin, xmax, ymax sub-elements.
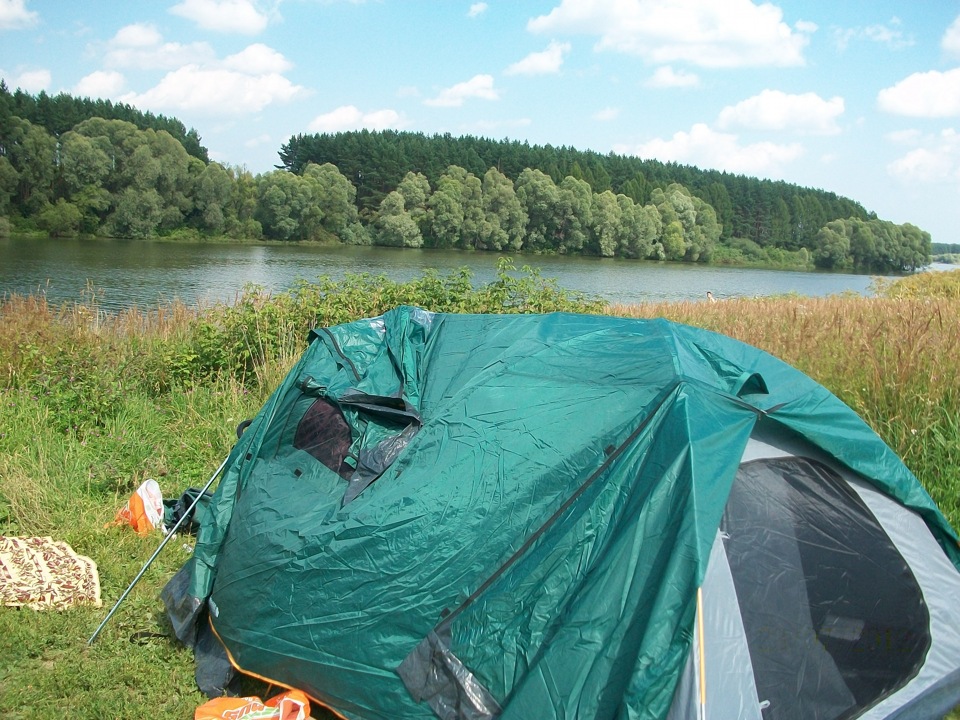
<box><xmin>721</xmin><ymin>457</ymin><xmax>930</xmax><ymax>720</ymax></box>
<box><xmin>293</xmin><ymin>397</ymin><xmax>353</xmax><ymax>478</ymax></box>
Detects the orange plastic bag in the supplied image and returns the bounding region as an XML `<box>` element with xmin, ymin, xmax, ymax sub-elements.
<box><xmin>194</xmin><ymin>689</ymin><xmax>310</xmax><ymax>720</ymax></box>
<box><xmin>110</xmin><ymin>479</ymin><xmax>163</xmax><ymax>535</ymax></box>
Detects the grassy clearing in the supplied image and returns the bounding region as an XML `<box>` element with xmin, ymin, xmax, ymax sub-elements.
<box><xmin>0</xmin><ymin>376</ymin><xmax>265</xmax><ymax>718</ymax></box>
<box><xmin>1</xmin><ymin>266</ymin><xmax>959</xmax><ymax>719</ymax></box>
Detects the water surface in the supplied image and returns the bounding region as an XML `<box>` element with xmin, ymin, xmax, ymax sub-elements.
<box><xmin>0</xmin><ymin>236</ymin><xmax>900</xmax><ymax>312</ymax></box>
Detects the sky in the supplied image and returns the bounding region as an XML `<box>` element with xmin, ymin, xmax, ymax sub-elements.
<box><xmin>3</xmin><ymin>0</ymin><xmax>960</xmax><ymax>244</ymax></box>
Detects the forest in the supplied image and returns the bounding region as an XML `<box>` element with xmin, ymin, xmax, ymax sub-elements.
<box><xmin>0</xmin><ymin>85</ymin><xmax>932</xmax><ymax>273</ymax></box>
<box><xmin>933</xmin><ymin>242</ymin><xmax>960</xmax><ymax>263</ymax></box>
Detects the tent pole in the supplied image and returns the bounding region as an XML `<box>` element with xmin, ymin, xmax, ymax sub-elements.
<box><xmin>697</xmin><ymin>586</ymin><xmax>707</xmax><ymax>720</ymax></box>
<box><xmin>87</xmin><ymin>455</ymin><xmax>230</xmax><ymax>646</ymax></box>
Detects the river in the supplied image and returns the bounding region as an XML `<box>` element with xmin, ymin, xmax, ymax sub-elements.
<box><xmin>0</xmin><ymin>235</ymin><xmax>920</xmax><ymax>313</ymax></box>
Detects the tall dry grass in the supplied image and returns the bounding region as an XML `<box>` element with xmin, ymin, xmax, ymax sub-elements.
<box><xmin>4</xmin><ymin>283</ymin><xmax>960</xmax><ymax>528</ymax></box>
<box><xmin>4</xmin><ymin>280</ymin><xmax>959</xmax><ymax>527</ymax></box>
<box><xmin>609</xmin><ymin>295</ymin><xmax>960</xmax><ymax>524</ymax></box>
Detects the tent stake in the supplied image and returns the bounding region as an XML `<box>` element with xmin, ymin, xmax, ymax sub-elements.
<box><xmin>87</xmin><ymin>455</ymin><xmax>230</xmax><ymax>646</ymax></box>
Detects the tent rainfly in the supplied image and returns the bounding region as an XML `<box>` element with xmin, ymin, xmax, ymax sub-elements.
<box><xmin>164</xmin><ymin>306</ymin><xmax>960</xmax><ymax>720</ymax></box>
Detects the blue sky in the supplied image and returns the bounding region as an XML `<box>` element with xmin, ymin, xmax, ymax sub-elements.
<box><xmin>3</xmin><ymin>0</ymin><xmax>960</xmax><ymax>243</ymax></box>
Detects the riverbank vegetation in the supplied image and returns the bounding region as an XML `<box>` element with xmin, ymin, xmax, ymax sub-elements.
<box><xmin>1</xmin><ymin>86</ymin><xmax>931</xmax><ymax>272</ymax></box>
<box><xmin>1</xmin><ymin>265</ymin><xmax>959</xmax><ymax>718</ymax></box>
<box><xmin>932</xmin><ymin>241</ymin><xmax>960</xmax><ymax>265</ymax></box>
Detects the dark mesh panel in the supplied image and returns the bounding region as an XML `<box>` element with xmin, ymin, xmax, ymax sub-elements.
<box><xmin>293</xmin><ymin>398</ymin><xmax>352</xmax><ymax>478</ymax></box>
<box><xmin>722</xmin><ymin>457</ymin><xmax>930</xmax><ymax>720</ymax></box>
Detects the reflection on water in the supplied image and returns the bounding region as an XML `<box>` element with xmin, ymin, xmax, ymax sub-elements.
<box><xmin>1</xmin><ymin>236</ymin><xmax>897</xmax><ymax>312</ymax></box>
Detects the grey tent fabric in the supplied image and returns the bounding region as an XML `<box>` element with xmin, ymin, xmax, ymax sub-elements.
<box><xmin>721</xmin><ymin>460</ymin><xmax>864</xmax><ymax>720</ymax></box>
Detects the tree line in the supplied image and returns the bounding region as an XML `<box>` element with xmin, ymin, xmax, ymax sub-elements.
<box><xmin>280</xmin><ymin>130</ymin><xmax>868</xmax><ymax>246</ymax></box>
<box><xmin>0</xmin><ymin>87</ymin><xmax>931</xmax><ymax>272</ymax></box>
<box><xmin>0</xmin><ymin>81</ymin><xmax>208</xmax><ymax>162</ymax></box>
<box><xmin>280</xmin><ymin>129</ymin><xmax>931</xmax><ymax>271</ymax></box>
<box><xmin>932</xmin><ymin>242</ymin><xmax>960</xmax><ymax>254</ymax></box>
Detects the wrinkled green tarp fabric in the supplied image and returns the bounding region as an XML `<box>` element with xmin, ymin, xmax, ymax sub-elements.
<box><xmin>183</xmin><ymin>306</ymin><xmax>960</xmax><ymax>720</ymax></box>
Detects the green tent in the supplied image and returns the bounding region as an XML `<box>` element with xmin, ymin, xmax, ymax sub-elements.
<box><xmin>165</xmin><ymin>306</ymin><xmax>960</xmax><ymax>720</ymax></box>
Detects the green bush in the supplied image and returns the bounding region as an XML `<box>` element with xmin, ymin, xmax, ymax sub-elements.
<box><xmin>37</xmin><ymin>200</ymin><xmax>82</xmax><ymax>237</ymax></box>
<box><xmin>710</xmin><ymin>239</ymin><xmax>813</xmax><ymax>269</ymax></box>
<box><xmin>167</xmin><ymin>260</ymin><xmax>605</xmax><ymax>382</ymax></box>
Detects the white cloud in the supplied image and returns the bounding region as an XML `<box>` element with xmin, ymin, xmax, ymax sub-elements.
<box><xmin>362</xmin><ymin>108</ymin><xmax>405</xmax><ymax>128</ymax></box>
<box><xmin>593</xmin><ymin>106</ymin><xmax>619</xmax><ymax>121</ymax></box>
<box><xmin>888</xmin><ymin>148</ymin><xmax>957</xmax><ymax>184</ymax></box>
<box><xmin>878</xmin><ymin>68</ymin><xmax>960</xmax><ymax>118</ymax></box>
<box><xmin>97</xmin><ymin>24</ymin><xmax>302</xmax><ymax>117</ymax></box>
<box><xmin>887</xmin><ymin>128</ymin><xmax>960</xmax><ymax>184</ymax></box>
<box><xmin>834</xmin><ymin>18</ymin><xmax>913</xmax><ymax>52</ymax></box>
<box><xmin>528</xmin><ymin>0</ymin><xmax>812</xmax><ymax>68</ymax></box>
<box><xmin>73</xmin><ymin>70</ymin><xmax>125</xmax><ymax>98</ymax></box>
<box><xmin>244</xmin><ymin>133</ymin><xmax>272</xmax><ymax>148</ymax></box>
<box><xmin>943</xmin><ymin>16</ymin><xmax>960</xmax><ymax>58</ymax></box>
<box><xmin>717</xmin><ymin>90</ymin><xmax>844</xmax><ymax>135</ymax></box>
<box><xmin>169</xmin><ymin>0</ymin><xmax>270</xmax><ymax>34</ymax></box>
<box><xmin>7</xmin><ymin>68</ymin><xmax>49</xmax><ymax>92</ymax></box>
<box><xmin>885</xmin><ymin>128</ymin><xmax>922</xmax><ymax>145</ymax></box>
<box><xmin>121</xmin><ymin>65</ymin><xmax>304</xmax><ymax>115</ymax></box>
<box><xmin>425</xmin><ymin>74</ymin><xmax>498</xmax><ymax>107</ymax></box>
<box><xmin>619</xmin><ymin>122</ymin><xmax>803</xmax><ymax>175</ymax></box>
<box><xmin>468</xmin><ymin>3</ymin><xmax>487</xmax><ymax>18</ymax></box>
<box><xmin>505</xmin><ymin>41</ymin><xmax>571</xmax><ymax>76</ymax></box>
<box><xmin>308</xmin><ymin>105</ymin><xmax>404</xmax><ymax>132</ymax></box>
<box><xmin>223</xmin><ymin>43</ymin><xmax>291</xmax><ymax>74</ymax></box>
<box><xmin>0</xmin><ymin>0</ymin><xmax>37</xmax><ymax>30</ymax></box>
<box><xmin>863</xmin><ymin>20</ymin><xmax>912</xmax><ymax>48</ymax></box>
<box><xmin>112</xmin><ymin>23</ymin><xmax>163</xmax><ymax>47</ymax></box>
<box><xmin>645</xmin><ymin>65</ymin><xmax>699</xmax><ymax>88</ymax></box>
<box><xmin>104</xmin><ymin>24</ymin><xmax>215</xmax><ymax>70</ymax></box>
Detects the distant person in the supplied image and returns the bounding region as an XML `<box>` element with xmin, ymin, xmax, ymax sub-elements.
<box><xmin>706</xmin><ymin>291</ymin><xmax>717</xmax><ymax>303</ymax></box>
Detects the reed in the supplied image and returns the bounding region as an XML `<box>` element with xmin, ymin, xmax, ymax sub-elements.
<box><xmin>608</xmin><ymin>294</ymin><xmax>960</xmax><ymax>523</ymax></box>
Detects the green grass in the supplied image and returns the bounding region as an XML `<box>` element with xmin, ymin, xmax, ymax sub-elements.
<box><xmin>0</xmin><ymin>379</ymin><xmax>266</xmax><ymax>718</ymax></box>
<box><xmin>2</xmin><ymin>266</ymin><xmax>959</xmax><ymax>719</ymax></box>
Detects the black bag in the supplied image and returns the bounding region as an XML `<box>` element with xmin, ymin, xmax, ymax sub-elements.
<box><xmin>163</xmin><ymin>487</ymin><xmax>213</xmax><ymax>534</ymax></box>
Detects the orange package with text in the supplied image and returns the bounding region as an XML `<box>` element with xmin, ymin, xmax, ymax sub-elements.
<box><xmin>194</xmin><ymin>689</ymin><xmax>310</xmax><ymax>720</ymax></box>
<box><xmin>110</xmin><ymin>479</ymin><xmax>163</xmax><ymax>535</ymax></box>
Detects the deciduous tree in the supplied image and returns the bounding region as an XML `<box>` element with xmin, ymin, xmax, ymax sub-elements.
<box><xmin>303</xmin><ymin>162</ymin><xmax>360</xmax><ymax>238</ymax></box>
<box><xmin>375</xmin><ymin>190</ymin><xmax>422</xmax><ymax>247</ymax></box>
<box><xmin>479</xmin><ymin>167</ymin><xmax>526</xmax><ymax>251</ymax></box>
<box><xmin>516</xmin><ymin>168</ymin><xmax>561</xmax><ymax>251</ymax></box>
<box><xmin>37</xmin><ymin>198</ymin><xmax>82</xmax><ymax>237</ymax></box>
<box><xmin>590</xmin><ymin>190</ymin><xmax>621</xmax><ymax>257</ymax></box>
